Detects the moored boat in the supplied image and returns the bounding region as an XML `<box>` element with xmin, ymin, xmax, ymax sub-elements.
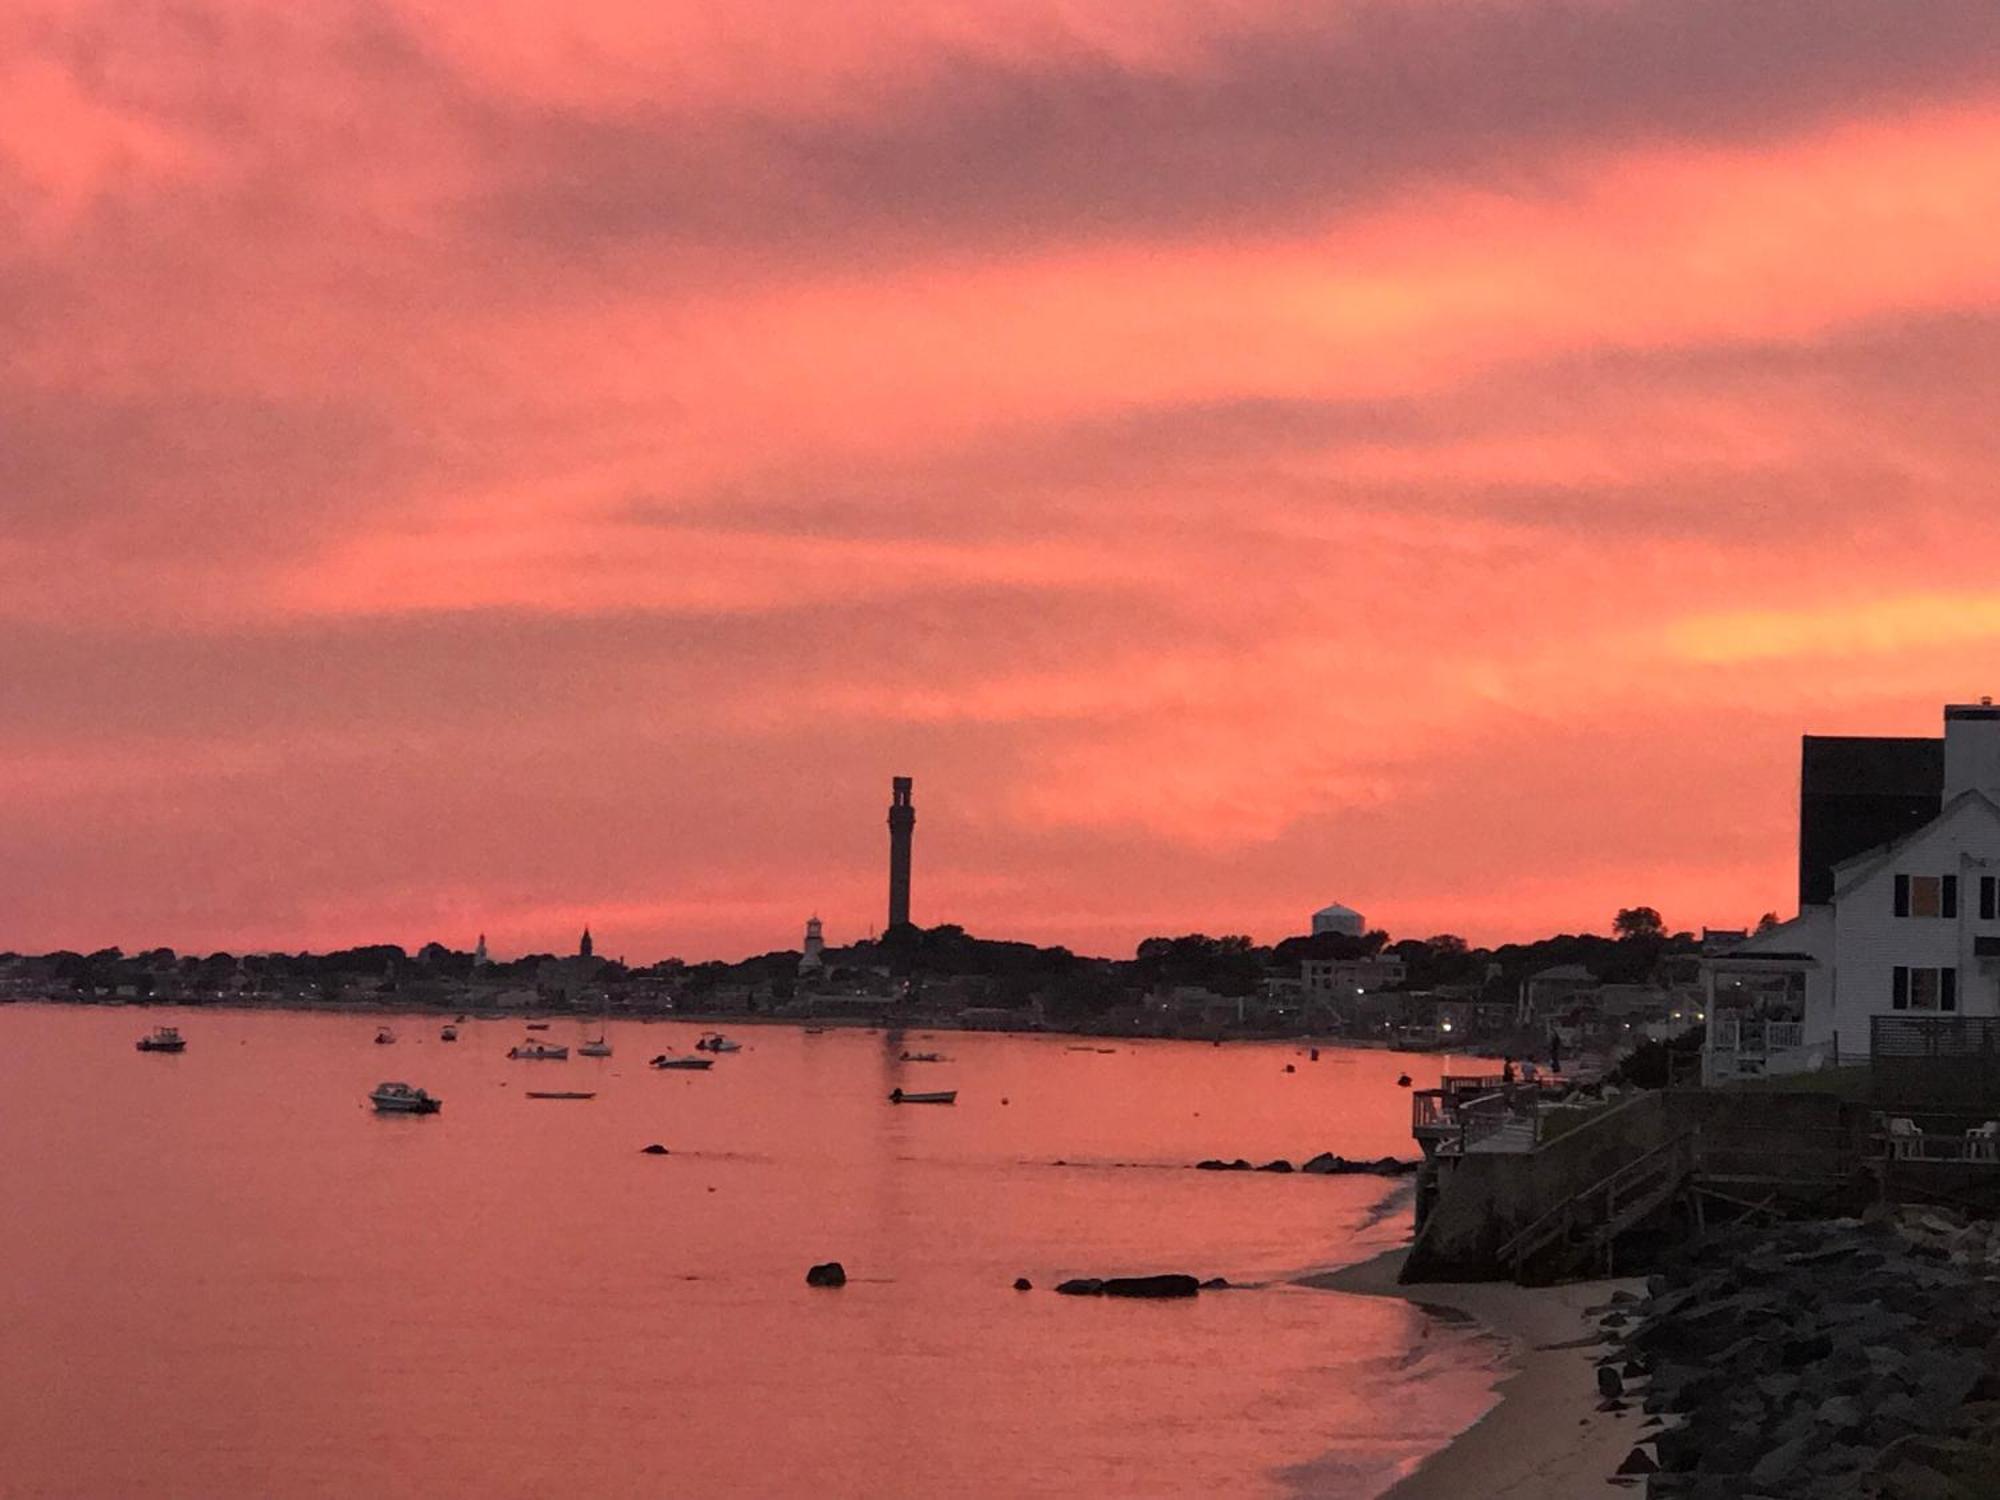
<box><xmin>135</xmin><ymin>1025</ymin><xmax>186</xmax><ymax>1053</ymax></box>
<box><xmin>440</xmin><ymin>1024</ymin><xmax>458</xmax><ymax>1042</ymax></box>
<box><xmin>374</xmin><ymin>1026</ymin><xmax>396</xmax><ymax>1045</ymax></box>
<box><xmin>508</xmin><ymin>1042</ymin><xmax>569</xmax><ymax>1060</ymax></box>
<box><xmin>524</xmin><ymin>1090</ymin><xmax>595</xmax><ymax>1100</ymax></box>
<box><xmin>370</xmin><ymin>1081</ymin><xmax>441</xmax><ymax>1114</ymax></box>
<box><xmin>889</xmin><ymin>1088</ymin><xmax>957</xmax><ymax>1105</ymax></box>
<box><xmin>578</xmin><ymin>1038</ymin><xmax>612</xmax><ymax>1057</ymax></box>
<box><xmin>650</xmin><ymin>1055</ymin><xmax>713</xmax><ymax>1070</ymax></box>
<box><xmin>899</xmin><ymin>1051</ymin><xmax>946</xmax><ymax>1062</ymax></box>
<box><xmin>695</xmin><ymin>1033</ymin><xmax>741</xmax><ymax>1053</ymax></box>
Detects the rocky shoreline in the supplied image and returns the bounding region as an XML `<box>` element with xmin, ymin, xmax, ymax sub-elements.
<box><xmin>1596</xmin><ymin>1209</ymin><xmax>2000</xmax><ymax>1497</ymax></box>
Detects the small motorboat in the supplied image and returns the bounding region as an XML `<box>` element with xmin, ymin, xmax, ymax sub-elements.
<box><xmin>694</xmin><ymin>1033</ymin><xmax>741</xmax><ymax>1053</ymax></box>
<box><xmin>370</xmin><ymin>1081</ymin><xmax>441</xmax><ymax>1114</ymax></box>
<box><xmin>889</xmin><ymin>1088</ymin><xmax>957</xmax><ymax>1105</ymax></box>
<box><xmin>578</xmin><ymin>1036</ymin><xmax>612</xmax><ymax>1058</ymax></box>
<box><xmin>440</xmin><ymin>1025</ymin><xmax>459</xmax><ymax>1042</ymax></box>
<box><xmin>803</xmin><ymin>1025</ymin><xmax>828</xmax><ymax>1035</ymax></box>
<box><xmin>650</xmin><ymin>1055</ymin><xmax>714</xmax><ymax>1070</ymax></box>
<box><xmin>508</xmin><ymin>1042</ymin><xmax>569</xmax><ymax>1060</ymax></box>
<box><xmin>374</xmin><ymin>1026</ymin><xmax>396</xmax><ymax>1045</ymax></box>
<box><xmin>525</xmin><ymin>1090</ymin><xmax>596</xmax><ymax>1100</ymax></box>
<box><xmin>136</xmin><ymin>1025</ymin><xmax>186</xmax><ymax>1053</ymax></box>
<box><xmin>899</xmin><ymin>1051</ymin><xmax>947</xmax><ymax>1063</ymax></box>
<box><xmin>525</xmin><ymin>1021</ymin><xmax>551</xmax><ymax>1031</ymax></box>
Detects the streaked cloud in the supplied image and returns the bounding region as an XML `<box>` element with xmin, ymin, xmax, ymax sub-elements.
<box><xmin>3</xmin><ymin>0</ymin><xmax>1999</xmax><ymax>956</ymax></box>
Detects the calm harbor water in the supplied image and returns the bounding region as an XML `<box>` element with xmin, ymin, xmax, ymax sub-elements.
<box><xmin>0</xmin><ymin>1005</ymin><xmax>1501</xmax><ymax>1498</ymax></box>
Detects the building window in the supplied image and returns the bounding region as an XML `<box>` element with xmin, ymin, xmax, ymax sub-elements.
<box><xmin>1983</xmin><ymin>875</ymin><xmax>1997</xmax><ymax>921</ymax></box>
<box><xmin>1892</xmin><ymin>965</ymin><xmax>1958</xmax><ymax>1011</ymax></box>
<box><xmin>1894</xmin><ymin>874</ymin><xmax>1957</xmax><ymax>918</ymax></box>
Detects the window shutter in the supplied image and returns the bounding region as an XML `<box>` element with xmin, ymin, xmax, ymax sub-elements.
<box><xmin>1943</xmin><ymin>968</ymin><xmax>1958</xmax><ymax>1012</ymax></box>
<box><xmin>1893</xmin><ymin>966</ymin><xmax>1909</xmax><ymax>1009</ymax></box>
<box><xmin>1983</xmin><ymin>876</ymin><xmax>1995</xmax><ymax>922</ymax></box>
<box><xmin>1895</xmin><ymin>875</ymin><xmax>1910</xmax><ymax>917</ymax></box>
<box><xmin>1944</xmin><ymin>876</ymin><xmax>1959</xmax><ymax>918</ymax></box>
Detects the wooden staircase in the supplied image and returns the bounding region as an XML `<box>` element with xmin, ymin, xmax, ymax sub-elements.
<box><xmin>1495</xmin><ymin>1131</ymin><xmax>1699</xmax><ymax>1283</ymax></box>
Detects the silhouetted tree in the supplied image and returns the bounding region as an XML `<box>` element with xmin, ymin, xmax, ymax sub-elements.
<box><xmin>1614</xmin><ymin>907</ymin><xmax>1665</xmax><ymax>942</ymax></box>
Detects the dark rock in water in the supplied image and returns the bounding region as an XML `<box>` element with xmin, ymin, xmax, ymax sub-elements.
<box><xmin>805</xmin><ymin>1262</ymin><xmax>847</xmax><ymax>1287</ymax></box>
<box><xmin>1598</xmin><ymin>1366</ymin><xmax>1624</xmax><ymax>1399</ymax></box>
<box><xmin>1199</xmin><ymin>1277</ymin><xmax>1231</xmax><ymax>1290</ymax></box>
<box><xmin>1615</xmin><ymin>1447</ymin><xmax>1657</xmax><ymax>1476</ymax></box>
<box><xmin>1396</xmin><ymin>1074</ymin><xmax>1411</xmax><ymax>1087</ymax></box>
<box><xmin>1055</xmin><ymin>1278</ymin><xmax>1104</xmax><ymax>1296</ymax></box>
<box><xmin>1256</xmin><ymin>1159</ymin><xmax>1294</xmax><ymax>1173</ymax></box>
<box><xmin>1300</xmin><ymin>1152</ymin><xmax>1341</xmax><ymax>1175</ymax></box>
<box><xmin>1013</xmin><ymin>1277</ymin><xmax>1033</xmax><ymax>1291</ymax></box>
<box><xmin>640</xmin><ymin>1143</ymin><xmax>670</xmax><ymax>1155</ymax></box>
<box><xmin>1101</xmin><ymin>1274</ymin><xmax>1200</xmax><ymax>1299</ymax></box>
<box><xmin>1282</xmin><ymin>1064</ymin><xmax>1295</xmax><ymax>1073</ymax></box>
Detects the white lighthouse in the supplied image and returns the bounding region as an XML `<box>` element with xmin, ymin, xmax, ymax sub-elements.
<box><xmin>799</xmin><ymin>915</ymin><xmax>825</xmax><ymax>975</ymax></box>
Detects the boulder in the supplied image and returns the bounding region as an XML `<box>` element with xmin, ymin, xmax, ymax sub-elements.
<box><xmin>1597</xmin><ymin>1366</ymin><xmax>1624</xmax><ymax>1399</ymax></box>
<box><xmin>805</xmin><ymin>1261</ymin><xmax>846</xmax><ymax>1287</ymax></box>
<box><xmin>1255</xmin><ymin>1159</ymin><xmax>1294</xmax><ymax>1174</ymax></box>
<box><xmin>640</xmin><ymin>1143</ymin><xmax>670</xmax><ymax>1155</ymax></box>
<box><xmin>1615</xmin><ymin>1447</ymin><xmax>1657</xmax><ymax>1476</ymax></box>
<box><xmin>1101</xmin><ymin>1274</ymin><xmax>1200</xmax><ymax>1298</ymax></box>
<box><xmin>1013</xmin><ymin>1277</ymin><xmax>1033</xmax><ymax>1291</ymax></box>
<box><xmin>1199</xmin><ymin>1277</ymin><xmax>1231</xmax><ymax>1290</ymax></box>
<box><xmin>1055</xmin><ymin>1278</ymin><xmax>1104</xmax><ymax>1296</ymax></box>
<box><xmin>1300</xmin><ymin>1152</ymin><xmax>1341</xmax><ymax>1175</ymax></box>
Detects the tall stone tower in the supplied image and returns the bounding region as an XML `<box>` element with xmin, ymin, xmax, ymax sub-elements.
<box><xmin>887</xmin><ymin>776</ymin><xmax>915</xmax><ymax>931</ymax></box>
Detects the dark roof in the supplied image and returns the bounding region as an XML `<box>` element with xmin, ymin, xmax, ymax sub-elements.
<box><xmin>1800</xmin><ymin>735</ymin><xmax>1942</xmax><ymax>796</ymax></box>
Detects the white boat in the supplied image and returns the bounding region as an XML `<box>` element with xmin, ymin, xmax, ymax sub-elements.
<box><xmin>650</xmin><ymin>1054</ymin><xmax>713</xmax><ymax>1070</ymax></box>
<box><xmin>695</xmin><ymin>1033</ymin><xmax>741</xmax><ymax>1053</ymax></box>
<box><xmin>508</xmin><ymin>1042</ymin><xmax>569</xmax><ymax>1060</ymax></box>
<box><xmin>889</xmin><ymin>1088</ymin><xmax>957</xmax><ymax>1105</ymax></box>
<box><xmin>370</xmin><ymin>1081</ymin><xmax>441</xmax><ymax>1114</ymax></box>
<box><xmin>135</xmin><ymin>1025</ymin><xmax>186</xmax><ymax>1053</ymax></box>
<box><xmin>578</xmin><ymin>1037</ymin><xmax>612</xmax><ymax>1057</ymax></box>
<box><xmin>374</xmin><ymin>1026</ymin><xmax>396</xmax><ymax>1045</ymax></box>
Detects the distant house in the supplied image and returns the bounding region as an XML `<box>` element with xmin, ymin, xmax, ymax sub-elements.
<box><xmin>1301</xmin><ymin>956</ymin><xmax>1407</xmax><ymax>1005</ymax></box>
<box><xmin>1523</xmin><ymin>964</ymin><xmax>1596</xmax><ymax>1021</ymax></box>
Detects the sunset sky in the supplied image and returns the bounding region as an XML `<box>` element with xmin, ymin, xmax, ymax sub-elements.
<box><xmin>6</xmin><ymin>1</ymin><xmax>2000</xmax><ymax>962</ymax></box>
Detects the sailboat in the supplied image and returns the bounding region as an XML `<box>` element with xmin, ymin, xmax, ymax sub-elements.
<box><xmin>577</xmin><ymin>1002</ymin><xmax>612</xmax><ymax>1057</ymax></box>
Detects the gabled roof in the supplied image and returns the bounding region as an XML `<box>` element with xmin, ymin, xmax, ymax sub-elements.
<box><xmin>1529</xmin><ymin>963</ymin><xmax>1595</xmax><ymax>982</ymax></box>
<box><xmin>1830</xmin><ymin>788</ymin><xmax>2000</xmax><ymax>899</ymax></box>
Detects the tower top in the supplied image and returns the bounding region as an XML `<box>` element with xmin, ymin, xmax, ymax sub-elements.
<box><xmin>892</xmin><ymin>775</ymin><xmax>913</xmax><ymax>806</ymax></box>
<box><xmin>579</xmin><ymin>926</ymin><xmax>594</xmax><ymax>959</ymax></box>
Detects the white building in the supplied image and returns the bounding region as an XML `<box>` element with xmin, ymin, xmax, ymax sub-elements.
<box><xmin>1706</xmin><ymin>703</ymin><xmax>2000</xmax><ymax>1081</ymax></box>
<box><xmin>1311</xmin><ymin>902</ymin><xmax>1366</xmax><ymax>937</ymax></box>
<box><xmin>1301</xmin><ymin>955</ymin><xmax>1406</xmax><ymax>999</ymax></box>
<box><xmin>799</xmin><ymin>915</ymin><xmax>825</xmax><ymax>976</ymax></box>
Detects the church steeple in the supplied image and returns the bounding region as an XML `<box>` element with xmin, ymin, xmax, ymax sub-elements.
<box><xmin>579</xmin><ymin>926</ymin><xmax>594</xmax><ymax>959</ymax></box>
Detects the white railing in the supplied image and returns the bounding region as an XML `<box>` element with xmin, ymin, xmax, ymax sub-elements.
<box><xmin>1711</xmin><ymin>1020</ymin><xmax>1803</xmax><ymax>1054</ymax></box>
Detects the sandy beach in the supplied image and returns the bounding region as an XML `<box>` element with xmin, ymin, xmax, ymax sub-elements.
<box><xmin>1310</xmin><ymin>1249</ymin><xmax>1645</xmax><ymax>1500</ymax></box>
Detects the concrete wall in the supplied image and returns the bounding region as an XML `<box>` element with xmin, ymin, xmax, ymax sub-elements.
<box><xmin>1405</xmin><ymin>1091</ymin><xmax>1679</xmax><ymax>1281</ymax></box>
<box><xmin>1404</xmin><ymin>1088</ymin><xmax>1866</xmax><ymax>1282</ymax></box>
